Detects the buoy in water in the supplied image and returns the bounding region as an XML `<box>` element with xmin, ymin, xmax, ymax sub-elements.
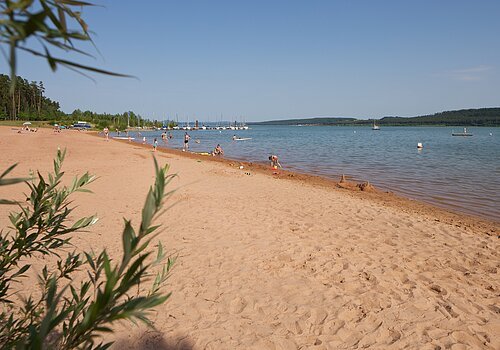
<box><xmin>417</xmin><ymin>142</ymin><xmax>423</xmax><ymax>149</ymax></box>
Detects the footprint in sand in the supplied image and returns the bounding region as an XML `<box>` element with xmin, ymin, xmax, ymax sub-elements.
<box><xmin>488</xmin><ymin>304</ymin><xmax>500</xmax><ymax>314</ymax></box>
<box><xmin>387</xmin><ymin>329</ymin><xmax>401</xmax><ymax>345</ymax></box>
<box><xmin>438</xmin><ymin>302</ymin><xmax>459</xmax><ymax>318</ymax></box>
<box><xmin>429</xmin><ymin>284</ymin><xmax>447</xmax><ymax>295</ymax></box>
<box><xmin>229</xmin><ymin>296</ymin><xmax>247</xmax><ymax>314</ymax></box>
<box><xmin>283</xmin><ymin>319</ymin><xmax>303</xmax><ymax>335</ymax></box>
<box><xmin>360</xmin><ymin>271</ymin><xmax>378</xmax><ymax>284</ymax></box>
<box><xmin>323</xmin><ymin>319</ymin><xmax>345</xmax><ymax>335</ymax></box>
<box><xmin>305</xmin><ymin>308</ymin><xmax>328</xmax><ymax>331</ymax></box>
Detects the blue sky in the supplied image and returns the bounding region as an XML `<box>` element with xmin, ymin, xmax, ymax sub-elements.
<box><xmin>14</xmin><ymin>0</ymin><xmax>500</xmax><ymax>121</ymax></box>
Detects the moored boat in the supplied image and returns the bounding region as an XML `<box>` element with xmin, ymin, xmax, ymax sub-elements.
<box><xmin>452</xmin><ymin>127</ymin><xmax>473</xmax><ymax>136</ymax></box>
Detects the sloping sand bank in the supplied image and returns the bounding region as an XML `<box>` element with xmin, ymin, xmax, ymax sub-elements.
<box><xmin>0</xmin><ymin>127</ymin><xmax>498</xmax><ymax>349</ymax></box>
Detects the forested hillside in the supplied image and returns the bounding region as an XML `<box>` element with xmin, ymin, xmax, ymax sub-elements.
<box><xmin>0</xmin><ymin>74</ymin><xmax>167</xmax><ymax>129</ymax></box>
<box><xmin>378</xmin><ymin>108</ymin><xmax>499</xmax><ymax>126</ymax></box>
<box><xmin>252</xmin><ymin>108</ymin><xmax>500</xmax><ymax>126</ymax></box>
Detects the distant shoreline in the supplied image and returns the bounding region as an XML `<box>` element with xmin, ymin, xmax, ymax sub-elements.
<box><xmin>248</xmin><ymin>123</ymin><xmax>500</xmax><ymax>127</ymax></box>
<box><xmin>250</xmin><ymin>107</ymin><xmax>500</xmax><ymax>127</ymax></box>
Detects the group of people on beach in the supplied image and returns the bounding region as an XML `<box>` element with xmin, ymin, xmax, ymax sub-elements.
<box><xmin>101</xmin><ymin>128</ymin><xmax>281</xmax><ymax>168</ymax></box>
<box><xmin>18</xmin><ymin>126</ymin><xmax>38</xmax><ymax>133</ymax></box>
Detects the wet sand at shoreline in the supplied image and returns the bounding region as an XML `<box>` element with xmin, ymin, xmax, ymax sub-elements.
<box><xmin>0</xmin><ymin>126</ymin><xmax>498</xmax><ymax>349</ymax></box>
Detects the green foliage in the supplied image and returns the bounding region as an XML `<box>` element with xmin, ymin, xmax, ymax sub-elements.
<box><xmin>0</xmin><ymin>0</ymin><xmax>131</xmax><ymax>88</ymax></box>
<box><xmin>65</xmin><ymin>109</ymin><xmax>156</xmax><ymax>130</ymax></box>
<box><xmin>0</xmin><ymin>73</ymin><xmax>155</xmax><ymax>128</ymax></box>
<box><xmin>167</xmin><ymin>121</ymin><xmax>178</xmax><ymax>129</ymax></box>
<box><xmin>377</xmin><ymin>108</ymin><xmax>500</xmax><ymax>126</ymax></box>
<box><xmin>0</xmin><ymin>74</ymin><xmax>62</xmax><ymax>120</ymax></box>
<box><xmin>0</xmin><ymin>150</ymin><xmax>176</xmax><ymax>349</ymax></box>
<box><xmin>0</xmin><ymin>0</ymin><xmax>134</xmax><ymax>121</ymax></box>
<box><xmin>251</xmin><ymin>108</ymin><xmax>500</xmax><ymax>127</ymax></box>
<box><xmin>0</xmin><ymin>0</ymin><xmax>135</xmax><ymax>121</ymax></box>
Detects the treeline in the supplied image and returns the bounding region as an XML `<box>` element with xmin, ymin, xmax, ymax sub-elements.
<box><xmin>377</xmin><ymin>108</ymin><xmax>500</xmax><ymax>126</ymax></box>
<box><xmin>252</xmin><ymin>108</ymin><xmax>500</xmax><ymax>126</ymax></box>
<box><xmin>0</xmin><ymin>74</ymin><xmax>62</xmax><ymax>120</ymax></box>
<box><xmin>67</xmin><ymin>109</ymin><xmax>155</xmax><ymax>130</ymax></box>
<box><xmin>0</xmin><ymin>74</ymin><xmax>178</xmax><ymax>129</ymax></box>
<box><xmin>66</xmin><ymin>110</ymin><xmax>178</xmax><ymax>130</ymax></box>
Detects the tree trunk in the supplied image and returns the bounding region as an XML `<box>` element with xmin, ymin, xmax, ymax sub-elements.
<box><xmin>11</xmin><ymin>89</ymin><xmax>16</xmax><ymax>120</ymax></box>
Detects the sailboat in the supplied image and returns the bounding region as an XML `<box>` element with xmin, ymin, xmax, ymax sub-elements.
<box><xmin>372</xmin><ymin>120</ymin><xmax>380</xmax><ymax>130</ymax></box>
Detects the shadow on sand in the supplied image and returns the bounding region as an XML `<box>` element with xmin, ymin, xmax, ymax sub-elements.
<box><xmin>114</xmin><ymin>331</ymin><xmax>194</xmax><ymax>350</ymax></box>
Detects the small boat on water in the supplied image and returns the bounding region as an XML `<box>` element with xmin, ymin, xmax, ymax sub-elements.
<box><xmin>372</xmin><ymin>120</ymin><xmax>380</xmax><ymax>130</ymax></box>
<box><xmin>452</xmin><ymin>128</ymin><xmax>473</xmax><ymax>137</ymax></box>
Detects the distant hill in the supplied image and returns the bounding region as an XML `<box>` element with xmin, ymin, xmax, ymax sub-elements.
<box><xmin>378</xmin><ymin>108</ymin><xmax>500</xmax><ymax>126</ymax></box>
<box><xmin>251</xmin><ymin>108</ymin><xmax>500</xmax><ymax>126</ymax></box>
<box><xmin>251</xmin><ymin>117</ymin><xmax>357</xmax><ymax>125</ymax></box>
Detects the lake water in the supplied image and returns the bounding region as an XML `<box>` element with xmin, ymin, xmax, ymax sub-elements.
<box><xmin>118</xmin><ymin>126</ymin><xmax>500</xmax><ymax>221</ymax></box>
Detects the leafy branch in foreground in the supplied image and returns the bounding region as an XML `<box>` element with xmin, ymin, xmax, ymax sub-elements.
<box><xmin>0</xmin><ymin>149</ymin><xmax>176</xmax><ymax>349</ymax></box>
<box><xmin>0</xmin><ymin>0</ymin><xmax>133</xmax><ymax>91</ymax></box>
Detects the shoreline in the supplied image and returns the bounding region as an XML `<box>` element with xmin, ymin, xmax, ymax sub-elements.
<box><xmin>103</xmin><ymin>132</ymin><xmax>499</xmax><ymax>234</ymax></box>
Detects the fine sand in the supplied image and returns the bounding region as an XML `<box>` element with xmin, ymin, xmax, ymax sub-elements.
<box><xmin>0</xmin><ymin>126</ymin><xmax>498</xmax><ymax>349</ymax></box>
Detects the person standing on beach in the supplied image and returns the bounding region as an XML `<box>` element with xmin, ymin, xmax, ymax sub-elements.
<box><xmin>183</xmin><ymin>132</ymin><xmax>190</xmax><ymax>151</ymax></box>
<box><xmin>153</xmin><ymin>138</ymin><xmax>158</xmax><ymax>152</ymax></box>
<box><xmin>103</xmin><ymin>127</ymin><xmax>109</xmax><ymax>141</ymax></box>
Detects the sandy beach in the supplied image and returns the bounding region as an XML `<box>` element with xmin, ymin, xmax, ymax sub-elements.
<box><xmin>0</xmin><ymin>126</ymin><xmax>498</xmax><ymax>349</ymax></box>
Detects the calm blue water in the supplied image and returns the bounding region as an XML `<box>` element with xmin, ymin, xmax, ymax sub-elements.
<box><xmin>115</xmin><ymin>126</ymin><xmax>500</xmax><ymax>221</ymax></box>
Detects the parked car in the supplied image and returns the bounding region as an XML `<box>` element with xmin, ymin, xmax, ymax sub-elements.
<box><xmin>72</xmin><ymin>121</ymin><xmax>92</xmax><ymax>129</ymax></box>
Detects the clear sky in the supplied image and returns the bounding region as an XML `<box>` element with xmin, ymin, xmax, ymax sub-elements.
<box><xmin>14</xmin><ymin>0</ymin><xmax>500</xmax><ymax>121</ymax></box>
